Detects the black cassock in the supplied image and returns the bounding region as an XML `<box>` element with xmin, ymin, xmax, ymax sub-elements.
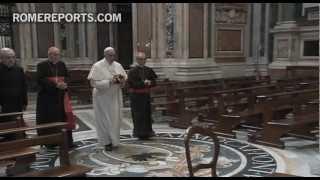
<box><xmin>0</xmin><ymin>63</ymin><xmax>28</xmax><ymax>122</ymax></box>
<box><xmin>36</xmin><ymin>60</ymin><xmax>69</xmax><ymax>137</ymax></box>
<box><xmin>127</xmin><ymin>65</ymin><xmax>158</xmax><ymax>139</ymax></box>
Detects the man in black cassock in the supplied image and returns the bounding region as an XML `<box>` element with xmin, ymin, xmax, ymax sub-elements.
<box><xmin>36</xmin><ymin>47</ymin><xmax>74</xmax><ymax>149</ymax></box>
<box><xmin>0</xmin><ymin>48</ymin><xmax>28</xmax><ymax>141</ymax></box>
<box><xmin>0</xmin><ymin>48</ymin><xmax>28</xmax><ymax>114</ymax></box>
<box><xmin>127</xmin><ymin>51</ymin><xmax>158</xmax><ymax>140</ymax></box>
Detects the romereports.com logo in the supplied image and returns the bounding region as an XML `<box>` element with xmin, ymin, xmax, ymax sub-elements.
<box><xmin>12</xmin><ymin>13</ymin><xmax>122</xmax><ymax>23</ymax></box>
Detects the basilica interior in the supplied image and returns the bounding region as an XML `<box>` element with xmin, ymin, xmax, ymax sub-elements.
<box><xmin>0</xmin><ymin>3</ymin><xmax>319</xmax><ymax>177</ymax></box>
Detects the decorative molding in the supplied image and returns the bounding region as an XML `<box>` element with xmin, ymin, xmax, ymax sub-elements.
<box><xmin>215</xmin><ymin>26</ymin><xmax>245</xmax><ymax>60</ymax></box>
<box><xmin>276</xmin><ymin>39</ymin><xmax>289</xmax><ymax>58</ymax></box>
<box><xmin>215</xmin><ymin>57</ymin><xmax>245</xmax><ymax>63</ymax></box>
<box><xmin>216</xmin><ymin>29</ymin><xmax>242</xmax><ymax>52</ymax></box>
<box><xmin>215</xmin><ymin>4</ymin><xmax>247</xmax><ymax>24</ymax></box>
<box><xmin>26</xmin><ymin>57</ymin><xmax>93</xmax><ymax>72</ymax></box>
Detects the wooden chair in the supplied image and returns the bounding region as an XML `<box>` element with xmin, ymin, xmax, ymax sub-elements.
<box><xmin>184</xmin><ymin>125</ymin><xmax>220</xmax><ymax>177</ymax></box>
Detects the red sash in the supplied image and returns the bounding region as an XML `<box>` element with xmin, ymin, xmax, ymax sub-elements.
<box><xmin>47</xmin><ymin>77</ymin><xmax>75</xmax><ymax>130</ymax></box>
<box><xmin>128</xmin><ymin>88</ymin><xmax>151</xmax><ymax>94</ymax></box>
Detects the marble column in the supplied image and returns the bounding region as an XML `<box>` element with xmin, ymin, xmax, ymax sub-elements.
<box><xmin>52</xmin><ymin>3</ymin><xmax>61</xmax><ymax>50</ymax></box>
<box><xmin>203</xmin><ymin>3</ymin><xmax>208</xmax><ymax>59</ymax></box>
<box><xmin>210</xmin><ymin>3</ymin><xmax>216</xmax><ymax>60</ymax></box>
<box><xmin>16</xmin><ymin>3</ymin><xmax>33</xmax><ymax>69</ymax></box>
<box><xmin>132</xmin><ymin>3</ymin><xmax>138</xmax><ymax>61</ymax></box>
<box><xmin>264</xmin><ymin>3</ymin><xmax>270</xmax><ymax>63</ymax></box>
<box><xmin>30</xmin><ymin>3</ymin><xmax>38</xmax><ymax>59</ymax></box>
<box><xmin>86</xmin><ymin>3</ymin><xmax>98</xmax><ymax>62</ymax></box>
<box><xmin>280</xmin><ymin>3</ymin><xmax>296</xmax><ymax>22</ymax></box>
<box><xmin>252</xmin><ymin>3</ymin><xmax>261</xmax><ymax>63</ymax></box>
<box><xmin>183</xmin><ymin>3</ymin><xmax>189</xmax><ymax>59</ymax></box>
<box><xmin>66</xmin><ymin>3</ymin><xmax>75</xmax><ymax>58</ymax></box>
<box><xmin>77</xmin><ymin>3</ymin><xmax>86</xmax><ymax>58</ymax></box>
<box><xmin>151</xmin><ymin>3</ymin><xmax>158</xmax><ymax>59</ymax></box>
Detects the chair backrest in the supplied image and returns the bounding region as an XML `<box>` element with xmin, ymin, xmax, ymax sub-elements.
<box><xmin>184</xmin><ymin>125</ymin><xmax>220</xmax><ymax>177</ymax></box>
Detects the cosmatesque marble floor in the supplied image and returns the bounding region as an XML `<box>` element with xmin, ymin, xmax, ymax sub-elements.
<box><xmin>20</xmin><ymin>107</ymin><xmax>320</xmax><ymax>177</ymax></box>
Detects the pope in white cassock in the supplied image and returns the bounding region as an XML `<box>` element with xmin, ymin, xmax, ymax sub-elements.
<box><xmin>87</xmin><ymin>47</ymin><xmax>127</xmax><ymax>151</ymax></box>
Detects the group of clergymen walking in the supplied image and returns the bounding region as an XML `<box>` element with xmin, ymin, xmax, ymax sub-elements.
<box><xmin>0</xmin><ymin>46</ymin><xmax>157</xmax><ymax>152</ymax></box>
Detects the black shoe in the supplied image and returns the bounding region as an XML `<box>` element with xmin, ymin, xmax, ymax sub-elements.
<box><xmin>68</xmin><ymin>144</ymin><xmax>78</xmax><ymax>149</ymax></box>
<box><xmin>150</xmin><ymin>131</ymin><xmax>156</xmax><ymax>137</ymax></box>
<box><xmin>105</xmin><ymin>144</ymin><xmax>112</xmax><ymax>151</ymax></box>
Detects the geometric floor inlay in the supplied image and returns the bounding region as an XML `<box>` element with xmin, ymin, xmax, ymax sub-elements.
<box><xmin>31</xmin><ymin>131</ymin><xmax>279</xmax><ymax>177</ymax></box>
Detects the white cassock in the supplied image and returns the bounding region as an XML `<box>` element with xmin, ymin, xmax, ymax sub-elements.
<box><xmin>87</xmin><ymin>58</ymin><xmax>127</xmax><ymax>147</ymax></box>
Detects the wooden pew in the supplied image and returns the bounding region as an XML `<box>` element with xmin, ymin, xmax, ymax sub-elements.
<box><xmin>151</xmin><ymin>80</ymin><xmax>223</xmax><ymax>117</ymax></box>
<box><xmin>201</xmin><ymin>84</ymin><xmax>281</xmax><ymax>136</ymax></box>
<box><xmin>169</xmin><ymin>84</ymin><xmax>279</xmax><ymax>129</ymax></box>
<box><xmin>0</xmin><ymin>112</ymin><xmax>34</xmax><ymax>175</ymax></box>
<box><xmin>0</xmin><ymin>122</ymin><xmax>91</xmax><ymax>177</ymax></box>
<box><xmin>285</xmin><ymin>65</ymin><xmax>319</xmax><ymax>80</ymax></box>
<box><xmin>254</xmin><ymin>97</ymin><xmax>318</xmax><ymax>149</ymax></box>
<box><xmin>210</xmin><ymin>84</ymin><xmax>318</xmax><ymax>137</ymax></box>
<box><xmin>150</xmin><ymin>79</ymin><xmax>177</xmax><ymax>115</ymax></box>
<box><xmin>137</xmin><ymin>76</ymin><xmax>263</xmax><ymax>114</ymax></box>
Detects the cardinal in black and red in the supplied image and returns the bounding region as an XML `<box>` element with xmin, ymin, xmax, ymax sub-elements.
<box><xmin>127</xmin><ymin>51</ymin><xmax>158</xmax><ymax>140</ymax></box>
<box><xmin>36</xmin><ymin>47</ymin><xmax>75</xmax><ymax>149</ymax></box>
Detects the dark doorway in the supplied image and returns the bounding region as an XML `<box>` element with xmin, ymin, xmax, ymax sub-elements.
<box><xmin>96</xmin><ymin>3</ymin><xmax>133</xmax><ymax>69</ymax></box>
<box><xmin>113</xmin><ymin>3</ymin><xmax>133</xmax><ymax>70</ymax></box>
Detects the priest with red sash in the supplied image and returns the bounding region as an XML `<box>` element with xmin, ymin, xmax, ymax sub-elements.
<box><xmin>36</xmin><ymin>47</ymin><xmax>75</xmax><ymax>149</ymax></box>
<box><xmin>127</xmin><ymin>51</ymin><xmax>158</xmax><ymax>140</ymax></box>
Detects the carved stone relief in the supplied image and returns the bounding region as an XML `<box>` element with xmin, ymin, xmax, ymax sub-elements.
<box><xmin>215</xmin><ymin>5</ymin><xmax>247</xmax><ymax>24</ymax></box>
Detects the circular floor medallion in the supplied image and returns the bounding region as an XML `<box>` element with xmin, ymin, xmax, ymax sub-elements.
<box><xmin>31</xmin><ymin>131</ymin><xmax>279</xmax><ymax>177</ymax></box>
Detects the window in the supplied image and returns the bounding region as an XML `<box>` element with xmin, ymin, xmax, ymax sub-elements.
<box><xmin>303</xmin><ymin>40</ymin><xmax>319</xmax><ymax>57</ymax></box>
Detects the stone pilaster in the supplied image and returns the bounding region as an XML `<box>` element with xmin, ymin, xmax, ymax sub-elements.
<box><xmin>30</xmin><ymin>3</ymin><xmax>38</xmax><ymax>59</ymax></box>
<box><xmin>132</xmin><ymin>3</ymin><xmax>138</xmax><ymax>61</ymax></box>
<box><xmin>269</xmin><ymin>3</ymin><xmax>319</xmax><ymax>79</ymax></box>
<box><xmin>86</xmin><ymin>3</ymin><xmax>98</xmax><ymax>62</ymax></box>
<box><xmin>66</xmin><ymin>3</ymin><xmax>75</xmax><ymax>58</ymax></box>
<box><xmin>16</xmin><ymin>3</ymin><xmax>33</xmax><ymax>70</ymax></box>
<box><xmin>78</xmin><ymin>3</ymin><xmax>86</xmax><ymax>58</ymax></box>
<box><xmin>52</xmin><ymin>3</ymin><xmax>61</xmax><ymax>50</ymax></box>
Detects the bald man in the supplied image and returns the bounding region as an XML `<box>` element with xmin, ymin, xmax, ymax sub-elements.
<box><xmin>36</xmin><ymin>47</ymin><xmax>75</xmax><ymax>149</ymax></box>
<box><xmin>127</xmin><ymin>51</ymin><xmax>157</xmax><ymax>140</ymax></box>
<box><xmin>88</xmin><ymin>47</ymin><xmax>127</xmax><ymax>151</ymax></box>
<box><xmin>0</xmin><ymin>48</ymin><xmax>28</xmax><ymax>122</ymax></box>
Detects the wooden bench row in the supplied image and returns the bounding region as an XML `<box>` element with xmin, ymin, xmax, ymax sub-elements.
<box><xmin>162</xmin><ymin>77</ymin><xmax>318</xmax><ymax>149</ymax></box>
<box><xmin>0</xmin><ymin>113</ymin><xmax>92</xmax><ymax>177</ymax></box>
